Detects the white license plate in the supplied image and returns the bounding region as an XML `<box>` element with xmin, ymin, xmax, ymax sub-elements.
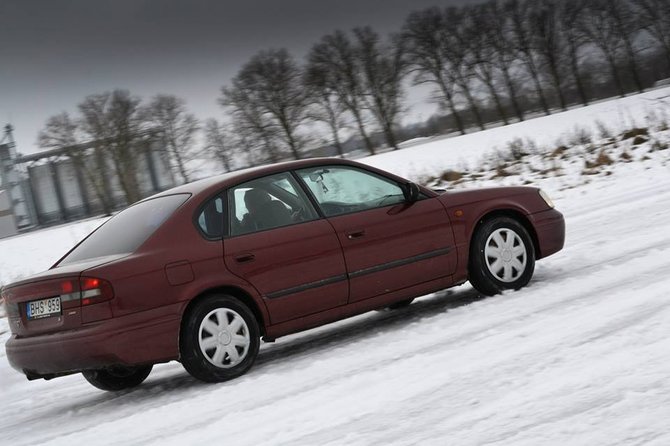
<box><xmin>26</xmin><ymin>297</ymin><xmax>61</xmax><ymax>320</ymax></box>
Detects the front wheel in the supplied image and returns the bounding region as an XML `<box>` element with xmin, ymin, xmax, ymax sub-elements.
<box><xmin>469</xmin><ymin>217</ymin><xmax>535</xmax><ymax>296</ymax></box>
<box><xmin>82</xmin><ymin>365</ymin><xmax>153</xmax><ymax>391</ymax></box>
<box><xmin>180</xmin><ymin>295</ymin><xmax>260</xmax><ymax>383</ymax></box>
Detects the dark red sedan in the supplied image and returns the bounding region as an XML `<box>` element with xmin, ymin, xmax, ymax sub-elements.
<box><xmin>2</xmin><ymin>158</ymin><xmax>564</xmax><ymax>391</ymax></box>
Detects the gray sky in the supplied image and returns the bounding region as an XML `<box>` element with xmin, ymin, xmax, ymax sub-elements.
<box><xmin>0</xmin><ymin>0</ymin><xmax>476</xmax><ymax>154</ymax></box>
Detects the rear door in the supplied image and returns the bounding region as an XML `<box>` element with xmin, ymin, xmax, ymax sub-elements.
<box><xmin>296</xmin><ymin>165</ymin><xmax>456</xmax><ymax>303</ymax></box>
<box><xmin>223</xmin><ymin>172</ymin><xmax>348</xmax><ymax>324</ymax></box>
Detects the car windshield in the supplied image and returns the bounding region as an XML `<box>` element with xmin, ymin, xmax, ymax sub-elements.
<box><xmin>58</xmin><ymin>194</ymin><xmax>189</xmax><ymax>266</ymax></box>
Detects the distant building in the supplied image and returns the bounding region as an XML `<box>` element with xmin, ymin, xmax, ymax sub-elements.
<box><xmin>0</xmin><ymin>124</ymin><xmax>177</xmax><ymax>231</ymax></box>
<box><xmin>0</xmin><ymin>189</ymin><xmax>17</xmax><ymax>239</ymax></box>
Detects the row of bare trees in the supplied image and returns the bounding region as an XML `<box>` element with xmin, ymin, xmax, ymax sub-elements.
<box><xmin>38</xmin><ymin>0</ymin><xmax>670</xmax><ymax>204</ymax></box>
<box><xmin>220</xmin><ymin>27</ymin><xmax>406</xmax><ymax>163</ymax></box>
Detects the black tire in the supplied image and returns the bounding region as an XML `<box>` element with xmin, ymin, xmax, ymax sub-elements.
<box><xmin>180</xmin><ymin>294</ymin><xmax>260</xmax><ymax>383</ymax></box>
<box><xmin>469</xmin><ymin>216</ymin><xmax>536</xmax><ymax>296</ymax></box>
<box><xmin>388</xmin><ymin>298</ymin><xmax>414</xmax><ymax>310</ymax></box>
<box><xmin>82</xmin><ymin>365</ymin><xmax>153</xmax><ymax>391</ymax></box>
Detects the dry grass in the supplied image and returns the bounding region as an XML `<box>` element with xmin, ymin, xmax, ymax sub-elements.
<box><xmin>440</xmin><ymin>170</ymin><xmax>464</xmax><ymax>182</ymax></box>
<box><xmin>621</xmin><ymin>127</ymin><xmax>649</xmax><ymax>140</ymax></box>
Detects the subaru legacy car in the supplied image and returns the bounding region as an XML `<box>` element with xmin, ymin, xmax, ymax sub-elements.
<box><xmin>2</xmin><ymin>158</ymin><xmax>564</xmax><ymax>391</ymax></box>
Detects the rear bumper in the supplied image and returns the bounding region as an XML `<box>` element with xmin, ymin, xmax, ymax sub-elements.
<box><xmin>5</xmin><ymin>303</ymin><xmax>183</xmax><ymax>377</ymax></box>
<box><xmin>530</xmin><ymin>208</ymin><xmax>565</xmax><ymax>259</ymax></box>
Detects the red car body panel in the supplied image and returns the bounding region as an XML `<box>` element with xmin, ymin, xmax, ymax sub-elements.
<box><xmin>2</xmin><ymin>158</ymin><xmax>565</xmax><ymax>379</ymax></box>
<box><xmin>224</xmin><ymin>219</ymin><xmax>348</xmax><ymax>325</ymax></box>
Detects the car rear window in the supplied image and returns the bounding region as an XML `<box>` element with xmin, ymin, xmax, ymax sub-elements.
<box><xmin>59</xmin><ymin>194</ymin><xmax>189</xmax><ymax>265</ymax></box>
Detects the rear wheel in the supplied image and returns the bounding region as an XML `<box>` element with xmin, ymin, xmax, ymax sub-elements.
<box><xmin>180</xmin><ymin>295</ymin><xmax>260</xmax><ymax>383</ymax></box>
<box><xmin>469</xmin><ymin>216</ymin><xmax>535</xmax><ymax>296</ymax></box>
<box><xmin>82</xmin><ymin>365</ymin><xmax>153</xmax><ymax>391</ymax></box>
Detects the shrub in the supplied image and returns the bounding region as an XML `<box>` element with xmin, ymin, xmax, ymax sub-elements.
<box><xmin>621</xmin><ymin>127</ymin><xmax>649</xmax><ymax>140</ymax></box>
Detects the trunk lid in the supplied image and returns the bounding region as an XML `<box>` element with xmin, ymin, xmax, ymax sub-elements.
<box><xmin>1</xmin><ymin>255</ymin><xmax>123</xmax><ymax>337</ymax></box>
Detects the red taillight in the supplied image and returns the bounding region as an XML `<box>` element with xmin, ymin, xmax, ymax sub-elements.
<box><xmin>61</xmin><ymin>280</ymin><xmax>74</xmax><ymax>294</ymax></box>
<box><xmin>79</xmin><ymin>276</ymin><xmax>114</xmax><ymax>306</ymax></box>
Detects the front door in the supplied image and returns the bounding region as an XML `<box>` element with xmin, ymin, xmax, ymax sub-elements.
<box><xmin>223</xmin><ymin>172</ymin><xmax>348</xmax><ymax>324</ymax></box>
<box><xmin>296</xmin><ymin>165</ymin><xmax>456</xmax><ymax>302</ymax></box>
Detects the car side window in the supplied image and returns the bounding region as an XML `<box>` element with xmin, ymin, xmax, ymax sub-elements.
<box><xmin>296</xmin><ymin>166</ymin><xmax>405</xmax><ymax>217</ymax></box>
<box><xmin>229</xmin><ymin>172</ymin><xmax>318</xmax><ymax>236</ymax></box>
<box><xmin>196</xmin><ymin>196</ymin><xmax>225</xmax><ymax>239</ymax></box>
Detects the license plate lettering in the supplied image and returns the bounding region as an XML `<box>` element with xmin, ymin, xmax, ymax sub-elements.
<box><xmin>26</xmin><ymin>297</ymin><xmax>61</xmax><ymax>320</ymax></box>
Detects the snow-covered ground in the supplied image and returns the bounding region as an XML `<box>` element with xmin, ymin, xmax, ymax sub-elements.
<box><xmin>1</xmin><ymin>90</ymin><xmax>670</xmax><ymax>445</ymax></box>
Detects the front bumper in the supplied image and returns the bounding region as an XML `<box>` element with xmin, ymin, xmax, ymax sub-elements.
<box><xmin>5</xmin><ymin>303</ymin><xmax>183</xmax><ymax>378</ymax></box>
<box><xmin>529</xmin><ymin>208</ymin><xmax>566</xmax><ymax>259</ymax></box>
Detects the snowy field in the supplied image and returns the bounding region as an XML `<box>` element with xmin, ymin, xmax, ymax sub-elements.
<box><xmin>1</xmin><ymin>90</ymin><xmax>670</xmax><ymax>445</ymax></box>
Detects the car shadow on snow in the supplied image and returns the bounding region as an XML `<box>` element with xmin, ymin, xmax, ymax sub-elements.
<box><xmin>30</xmin><ymin>285</ymin><xmax>487</xmax><ymax>417</ymax></box>
<box><xmin>252</xmin><ymin>285</ymin><xmax>485</xmax><ymax>371</ymax></box>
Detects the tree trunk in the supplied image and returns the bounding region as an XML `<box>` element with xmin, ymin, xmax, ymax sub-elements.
<box><xmin>460</xmin><ymin>84</ymin><xmax>485</xmax><ymax>131</ymax></box>
<box><xmin>436</xmin><ymin>76</ymin><xmax>465</xmax><ymax>135</ymax></box>
<box><xmin>261</xmin><ymin>133</ymin><xmax>279</xmax><ymax>163</ymax></box>
<box><xmin>529</xmin><ymin>65</ymin><xmax>551</xmax><ymax>115</ymax></box>
<box><xmin>94</xmin><ymin>148</ymin><xmax>113</xmax><ymax>215</ymax></box>
<box><xmin>501</xmin><ymin>66</ymin><xmax>525</xmax><ymax>122</ymax></box>
<box><xmin>331</xmin><ymin>126</ymin><xmax>345</xmax><ymax>157</ymax></box>
<box><xmin>351</xmin><ymin>108</ymin><xmax>375</xmax><ymax>155</ymax></box>
<box><xmin>547</xmin><ymin>58</ymin><xmax>567</xmax><ymax>111</ymax></box>
<box><xmin>324</xmin><ymin>102</ymin><xmax>345</xmax><ymax>157</ymax></box>
<box><xmin>485</xmin><ymin>80</ymin><xmax>509</xmax><ymax>125</ymax></box>
<box><xmin>383</xmin><ymin>122</ymin><xmax>400</xmax><ymax>151</ymax></box>
<box><xmin>170</xmin><ymin>141</ymin><xmax>190</xmax><ymax>183</ymax></box>
<box><xmin>606</xmin><ymin>54</ymin><xmax>625</xmax><ymax>97</ymax></box>
<box><xmin>568</xmin><ymin>43</ymin><xmax>589</xmax><ymax>106</ymax></box>
<box><xmin>287</xmin><ymin>132</ymin><xmax>301</xmax><ymax>160</ymax></box>
<box><xmin>623</xmin><ymin>40</ymin><xmax>644</xmax><ymax>93</ymax></box>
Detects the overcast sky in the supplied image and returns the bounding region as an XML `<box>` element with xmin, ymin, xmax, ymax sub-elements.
<box><xmin>0</xmin><ymin>0</ymin><xmax>477</xmax><ymax>154</ymax></box>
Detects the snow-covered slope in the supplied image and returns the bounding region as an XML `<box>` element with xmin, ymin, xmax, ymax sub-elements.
<box><xmin>360</xmin><ymin>86</ymin><xmax>670</xmax><ymax>181</ymax></box>
<box><xmin>1</xmin><ymin>90</ymin><xmax>670</xmax><ymax>445</ymax></box>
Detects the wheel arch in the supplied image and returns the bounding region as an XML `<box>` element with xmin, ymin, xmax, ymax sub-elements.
<box><xmin>179</xmin><ymin>285</ymin><xmax>267</xmax><ymax>339</ymax></box>
<box><xmin>470</xmin><ymin>209</ymin><xmax>540</xmax><ymax>261</ymax></box>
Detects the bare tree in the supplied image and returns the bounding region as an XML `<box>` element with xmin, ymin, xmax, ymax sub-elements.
<box><xmin>203</xmin><ymin>118</ymin><xmax>233</xmax><ymax>172</ymax></box>
<box><xmin>222</xmin><ymin>49</ymin><xmax>308</xmax><ymax>161</ymax></box>
<box><xmin>37</xmin><ymin>112</ymin><xmax>78</xmax><ymax>149</ymax></box>
<box><xmin>78</xmin><ymin>89</ymin><xmax>146</xmax><ymax>204</ymax></box>
<box><xmin>308</xmin><ymin>30</ymin><xmax>376</xmax><ymax>154</ymax></box>
<box><xmin>466</xmin><ymin>4</ymin><xmax>509</xmax><ymax>125</ymax></box>
<box><xmin>507</xmin><ymin>0</ymin><xmax>551</xmax><ymax>115</ymax></box>
<box><xmin>530</xmin><ymin>0</ymin><xmax>567</xmax><ymax>111</ymax></box>
<box><xmin>634</xmin><ymin>0</ymin><xmax>670</xmax><ymax>72</ymax></box>
<box><xmin>403</xmin><ymin>7</ymin><xmax>466</xmax><ymax>134</ymax></box>
<box><xmin>354</xmin><ymin>27</ymin><xmax>407</xmax><ymax>150</ymax></box>
<box><xmin>37</xmin><ymin>112</ymin><xmax>112</xmax><ymax>215</ymax></box>
<box><xmin>579</xmin><ymin>0</ymin><xmax>642</xmax><ymax>96</ymax></box>
<box><xmin>558</xmin><ymin>0</ymin><xmax>590</xmax><ymax>105</ymax></box>
<box><xmin>220</xmin><ymin>80</ymin><xmax>280</xmax><ymax>164</ymax></box>
<box><xmin>607</xmin><ymin>0</ymin><xmax>644</xmax><ymax>93</ymax></box>
<box><xmin>481</xmin><ymin>0</ymin><xmax>525</xmax><ymax>122</ymax></box>
<box><xmin>148</xmin><ymin>94</ymin><xmax>199</xmax><ymax>183</ymax></box>
<box><xmin>304</xmin><ymin>65</ymin><xmax>348</xmax><ymax>157</ymax></box>
<box><xmin>442</xmin><ymin>7</ymin><xmax>486</xmax><ymax>130</ymax></box>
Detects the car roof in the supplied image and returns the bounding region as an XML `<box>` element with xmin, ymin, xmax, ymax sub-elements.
<box><xmin>150</xmin><ymin>157</ymin><xmax>380</xmax><ymax>201</ymax></box>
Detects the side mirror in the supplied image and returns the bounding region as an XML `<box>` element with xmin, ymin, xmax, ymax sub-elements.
<box><xmin>403</xmin><ymin>182</ymin><xmax>420</xmax><ymax>203</ymax></box>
